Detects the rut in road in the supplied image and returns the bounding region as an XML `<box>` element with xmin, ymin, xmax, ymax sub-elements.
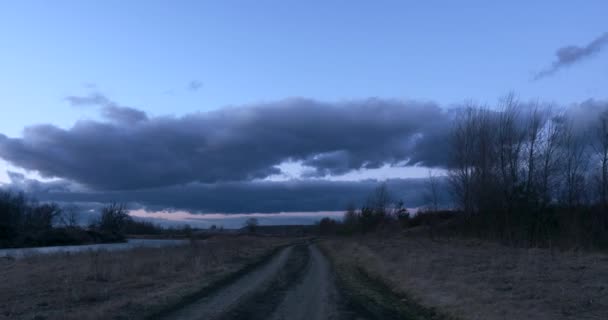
<box><xmin>269</xmin><ymin>245</ymin><xmax>340</xmax><ymax>320</ymax></box>
<box><xmin>159</xmin><ymin>246</ymin><xmax>293</xmax><ymax>320</ymax></box>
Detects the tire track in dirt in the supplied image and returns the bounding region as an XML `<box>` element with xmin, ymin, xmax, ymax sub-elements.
<box><xmin>217</xmin><ymin>244</ymin><xmax>311</xmax><ymax>320</ymax></box>
<box><xmin>159</xmin><ymin>246</ymin><xmax>293</xmax><ymax>320</ymax></box>
<box><xmin>270</xmin><ymin>244</ymin><xmax>341</xmax><ymax>320</ymax></box>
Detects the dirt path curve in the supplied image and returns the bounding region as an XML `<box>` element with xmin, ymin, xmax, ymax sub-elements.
<box><xmin>162</xmin><ymin>246</ymin><xmax>293</xmax><ymax>320</ymax></box>
<box><xmin>270</xmin><ymin>244</ymin><xmax>340</xmax><ymax>320</ymax></box>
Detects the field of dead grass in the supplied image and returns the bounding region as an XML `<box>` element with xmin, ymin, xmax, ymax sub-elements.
<box><xmin>321</xmin><ymin>235</ymin><xmax>608</xmax><ymax>320</ymax></box>
<box><xmin>0</xmin><ymin>235</ymin><xmax>292</xmax><ymax>320</ymax></box>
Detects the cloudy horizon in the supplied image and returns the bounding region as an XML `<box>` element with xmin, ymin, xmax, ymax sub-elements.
<box><xmin>1</xmin><ymin>1</ymin><xmax>606</xmax><ymax>226</ymax></box>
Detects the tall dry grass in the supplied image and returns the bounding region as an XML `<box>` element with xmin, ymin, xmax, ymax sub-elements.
<box><xmin>322</xmin><ymin>235</ymin><xmax>608</xmax><ymax>320</ymax></box>
<box><xmin>0</xmin><ymin>235</ymin><xmax>291</xmax><ymax>320</ymax></box>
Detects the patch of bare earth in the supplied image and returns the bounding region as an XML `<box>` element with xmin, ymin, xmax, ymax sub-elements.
<box><xmin>0</xmin><ymin>235</ymin><xmax>292</xmax><ymax>320</ymax></box>
<box><xmin>321</xmin><ymin>235</ymin><xmax>608</xmax><ymax>320</ymax></box>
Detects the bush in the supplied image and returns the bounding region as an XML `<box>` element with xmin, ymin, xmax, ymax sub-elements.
<box><xmin>244</xmin><ymin>217</ymin><xmax>259</xmax><ymax>233</ymax></box>
<box><xmin>92</xmin><ymin>203</ymin><xmax>131</xmax><ymax>241</ymax></box>
<box><xmin>318</xmin><ymin>217</ymin><xmax>339</xmax><ymax>235</ymax></box>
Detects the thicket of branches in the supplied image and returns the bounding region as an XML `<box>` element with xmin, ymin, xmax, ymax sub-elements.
<box><xmin>0</xmin><ymin>191</ymin><xmax>65</xmax><ymax>247</ymax></box>
<box><xmin>320</xmin><ymin>96</ymin><xmax>607</xmax><ymax>249</ymax></box>
<box><xmin>0</xmin><ymin>191</ymin><xmax>162</xmax><ymax>248</ymax></box>
<box><xmin>318</xmin><ymin>184</ymin><xmax>411</xmax><ymax>235</ymax></box>
<box><xmin>447</xmin><ymin>95</ymin><xmax>608</xmax><ymax>248</ymax></box>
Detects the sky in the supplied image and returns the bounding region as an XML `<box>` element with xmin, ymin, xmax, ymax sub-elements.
<box><xmin>0</xmin><ymin>1</ymin><xmax>607</xmax><ymax>226</ymax></box>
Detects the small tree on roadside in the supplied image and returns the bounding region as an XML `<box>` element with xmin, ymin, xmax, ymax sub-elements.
<box><xmin>393</xmin><ymin>200</ymin><xmax>410</xmax><ymax>228</ymax></box>
<box><xmin>424</xmin><ymin>170</ymin><xmax>441</xmax><ymax>212</ymax></box>
<box><xmin>244</xmin><ymin>217</ymin><xmax>259</xmax><ymax>233</ymax></box>
<box><xmin>342</xmin><ymin>203</ymin><xmax>359</xmax><ymax>234</ymax></box>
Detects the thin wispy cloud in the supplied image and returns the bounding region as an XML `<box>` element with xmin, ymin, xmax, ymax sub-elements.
<box><xmin>187</xmin><ymin>80</ymin><xmax>203</xmax><ymax>91</ymax></box>
<box><xmin>65</xmin><ymin>92</ymin><xmax>148</xmax><ymax>124</ymax></box>
<box><xmin>535</xmin><ymin>32</ymin><xmax>608</xmax><ymax>80</ymax></box>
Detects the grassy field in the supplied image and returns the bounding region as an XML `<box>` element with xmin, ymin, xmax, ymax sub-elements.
<box><xmin>0</xmin><ymin>235</ymin><xmax>293</xmax><ymax>320</ymax></box>
<box><xmin>321</xmin><ymin>235</ymin><xmax>608</xmax><ymax>320</ymax></box>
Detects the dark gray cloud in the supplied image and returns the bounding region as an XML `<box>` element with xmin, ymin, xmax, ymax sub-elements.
<box><xmin>65</xmin><ymin>92</ymin><xmax>148</xmax><ymax>123</ymax></box>
<box><xmin>0</xmin><ymin>97</ymin><xmax>450</xmax><ymax>190</ymax></box>
<box><xmin>188</xmin><ymin>80</ymin><xmax>203</xmax><ymax>91</ymax></box>
<box><xmin>65</xmin><ymin>92</ymin><xmax>111</xmax><ymax>106</ymax></box>
<box><xmin>3</xmin><ymin>174</ymin><xmax>441</xmax><ymax>213</ymax></box>
<box><xmin>101</xmin><ymin>105</ymin><xmax>148</xmax><ymax>123</ymax></box>
<box><xmin>535</xmin><ymin>32</ymin><xmax>608</xmax><ymax>80</ymax></box>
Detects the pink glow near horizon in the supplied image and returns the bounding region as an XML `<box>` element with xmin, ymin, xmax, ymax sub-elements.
<box><xmin>128</xmin><ymin>209</ymin><xmax>344</xmax><ymax>222</ymax></box>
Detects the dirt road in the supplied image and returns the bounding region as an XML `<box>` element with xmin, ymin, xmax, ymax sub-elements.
<box><xmin>155</xmin><ymin>243</ymin><xmax>375</xmax><ymax>320</ymax></box>
<box><xmin>270</xmin><ymin>245</ymin><xmax>339</xmax><ymax>320</ymax></box>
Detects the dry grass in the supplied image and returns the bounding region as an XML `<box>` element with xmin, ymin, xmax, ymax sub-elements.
<box><xmin>0</xmin><ymin>235</ymin><xmax>292</xmax><ymax>320</ymax></box>
<box><xmin>322</xmin><ymin>235</ymin><xmax>608</xmax><ymax>320</ymax></box>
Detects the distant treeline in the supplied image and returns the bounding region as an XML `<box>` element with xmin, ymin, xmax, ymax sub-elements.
<box><xmin>320</xmin><ymin>96</ymin><xmax>608</xmax><ymax>249</ymax></box>
<box><xmin>0</xmin><ymin>190</ymin><xmax>169</xmax><ymax>248</ymax></box>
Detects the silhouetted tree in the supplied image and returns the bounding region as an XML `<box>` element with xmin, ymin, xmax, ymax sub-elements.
<box><xmin>424</xmin><ymin>170</ymin><xmax>441</xmax><ymax>211</ymax></box>
<box><xmin>244</xmin><ymin>217</ymin><xmax>259</xmax><ymax>233</ymax></box>
<box><xmin>96</xmin><ymin>203</ymin><xmax>131</xmax><ymax>238</ymax></box>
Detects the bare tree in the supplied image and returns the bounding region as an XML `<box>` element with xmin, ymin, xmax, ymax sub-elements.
<box><xmin>591</xmin><ymin>110</ymin><xmax>608</xmax><ymax>209</ymax></box>
<box><xmin>97</xmin><ymin>203</ymin><xmax>131</xmax><ymax>236</ymax></box>
<box><xmin>58</xmin><ymin>204</ymin><xmax>80</xmax><ymax>228</ymax></box>
<box><xmin>244</xmin><ymin>217</ymin><xmax>259</xmax><ymax>233</ymax></box>
<box><xmin>524</xmin><ymin>103</ymin><xmax>549</xmax><ymax>201</ymax></box>
<box><xmin>448</xmin><ymin>106</ymin><xmax>480</xmax><ymax>215</ymax></box>
<box><xmin>557</xmin><ymin>119</ymin><xmax>589</xmax><ymax>208</ymax></box>
<box><xmin>368</xmin><ymin>183</ymin><xmax>391</xmax><ymax>217</ymax></box>
<box><xmin>496</xmin><ymin>94</ymin><xmax>526</xmax><ymax>209</ymax></box>
<box><xmin>425</xmin><ymin>170</ymin><xmax>441</xmax><ymax>211</ymax></box>
<box><xmin>532</xmin><ymin>110</ymin><xmax>563</xmax><ymax>207</ymax></box>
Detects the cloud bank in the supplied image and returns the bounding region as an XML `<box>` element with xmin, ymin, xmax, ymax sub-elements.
<box><xmin>0</xmin><ymin>96</ymin><xmax>451</xmax><ymax>191</ymax></box>
<box><xmin>4</xmin><ymin>172</ymin><xmax>438</xmax><ymax>213</ymax></box>
<box><xmin>6</xmin><ymin>94</ymin><xmax>603</xmax><ymax>216</ymax></box>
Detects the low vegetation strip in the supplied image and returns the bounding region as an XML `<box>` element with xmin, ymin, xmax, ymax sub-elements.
<box><xmin>0</xmin><ymin>235</ymin><xmax>292</xmax><ymax>320</ymax></box>
<box><xmin>321</xmin><ymin>235</ymin><xmax>608</xmax><ymax>320</ymax></box>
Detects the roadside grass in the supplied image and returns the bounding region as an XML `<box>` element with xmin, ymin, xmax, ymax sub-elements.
<box><xmin>0</xmin><ymin>235</ymin><xmax>293</xmax><ymax>320</ymax></box>
<box><xmin>321</xmin><ymin>235</ymin><xmax>608</xmax><ymax>320</ymax></box>
<box><xmin>320</xmin><ymin>241</ymin><xmax>453</xmax><ymax>320</ymax></box>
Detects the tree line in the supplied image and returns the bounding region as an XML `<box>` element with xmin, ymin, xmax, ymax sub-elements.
<box><xmin>320</xmin><ymin>95</ymin><xmax>608</xmax><ymax>249</ymax></box>
<box><xmin>447</xmin><ymin>95</ymin><xmax>608</xmax><ymax>247</ymax></box>
<box><xmin>0</xmin><ymin>191</ymin><xmax>164</xmax><ymax>248</ymax></box>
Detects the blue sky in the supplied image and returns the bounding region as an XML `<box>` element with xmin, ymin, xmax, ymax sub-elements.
<box><xmin>0</xmin><ymin>1</ymin><xmax>607</xmax><ymax>221</ymax></box>
<box><xmin>1</xmin><ymin>1</ymin><xmax>607</xmax><ymax>138</ymax></box>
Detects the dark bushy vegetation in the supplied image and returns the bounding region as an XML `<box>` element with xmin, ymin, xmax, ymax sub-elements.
<box><xmin>317</xmin><ymin>184</ymin><xmax>411</xmax><ymax>236</ymax></box>
<box><xmin>321</xmin><ymin>97</ymin><xmax>608</xmax><ymax>249</ymax></box>
<box><xmin>445</xmin><ymin>96</ymin><xmax>608</xmax><ymax>248</ymax></box>
<box><xmin>244</xmin><ymin>217</ymin><xmax>259</xmax><ymax>234</ymax></box>
<box><xmin>0</xmin><ymin>190</ymin><xmax>99</xmax><ymax>248</ymax></box>
<box><xmin>0</xmin><ymin>191</ymin><xmax>164</xmax><ymax>248</ymax></box>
